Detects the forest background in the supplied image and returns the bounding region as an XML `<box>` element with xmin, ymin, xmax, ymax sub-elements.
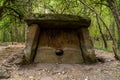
<box><xmin>0</xmin><ymin>0</ymin><xmax>120</xmax><ymax>53</ymax></box>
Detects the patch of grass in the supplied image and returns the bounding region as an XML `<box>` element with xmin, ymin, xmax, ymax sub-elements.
<box><xmin>95</xmin><ymin>47</ymin><xmax>113</xmax><ymax>52</ymax></box>
<box><xmin>94</xmin><ymin>40</ymin><xmax>113</xmax><ymax>52</ymax></box>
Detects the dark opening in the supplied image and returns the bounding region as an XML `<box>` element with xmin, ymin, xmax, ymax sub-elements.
<box><xmin>55</xmin><ymin>49</ymin><xmax>64</xmax><ymax>56</ymax></box>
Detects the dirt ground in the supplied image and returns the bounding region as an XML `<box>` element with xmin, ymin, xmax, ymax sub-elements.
<box><xmin>0</xmin><ymin>44</ymin><xmax>120</xmax><ymax>80</ymax></box>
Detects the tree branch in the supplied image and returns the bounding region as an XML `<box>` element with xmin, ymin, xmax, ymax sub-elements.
<box><xmin>79</xmin><ymin>0</ymin><xmax>117</xmax><ymax>56</ymax></box>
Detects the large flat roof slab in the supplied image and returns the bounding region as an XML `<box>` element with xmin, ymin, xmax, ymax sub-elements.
<box><xmin>25</xmin><ymin>14</ymin><xmax>91</xmax><ymax>28</ymax></box>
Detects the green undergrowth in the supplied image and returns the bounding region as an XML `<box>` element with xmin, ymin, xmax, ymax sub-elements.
<box><xmin>95</xmin><ymin>47</ymin><xmax>113</xmax><ymax>52</ymax></box>
<box><xmin>94</xmin><ymin>41</ymin><xmax>113</xmax><ymax>52</ymax></box>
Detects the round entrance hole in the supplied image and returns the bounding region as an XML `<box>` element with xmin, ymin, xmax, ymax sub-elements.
<box><xmin>55</xmin><ymin>49</ymin><xmax>64</xmax><ymax>56</ymax></box>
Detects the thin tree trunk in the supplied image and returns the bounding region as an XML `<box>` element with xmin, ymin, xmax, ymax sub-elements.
<box><xmin>15</xmin><ymin>26</ymin><xmax>19</xmax><ymax>42</ymax></box>
<box><xmin>106</xmin><ymin>0</ymin><xmax>120</xmax><ymax>51</ymax></box>
<box><xmin>2</xmin><ymin>29</ymin><xmax>6</xmax><ymax>42</ymax></box>
<box><xmin>79</xmin><ymin>0</ymin><xmax>119</xmax><ymax>60</ymax></box>
<box><xmin>10</xmin><ymin>27</ymin><xmax>13</xmax><ymax>45</ymax></box>
<box><xmin>111</xmin><ymin>20</ymin><xmax>116</xmax><ymax>40</ymax></box>
<box><xmin>96</xmin><ymin>15</ymin><xmax>108</xmax><ymax>48</ymax></box>
<box><xmin>21</xmin><ymin>26</ymin><xmax>26</xmax><ymax>42</ymax></box>
<box><xmin>14</xmin><ymin>18</ymin><xmax>19</xmax><ymax>42</ymax></box>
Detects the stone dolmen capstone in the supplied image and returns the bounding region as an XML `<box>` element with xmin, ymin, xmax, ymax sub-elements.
<box><xmin>23</xmin><ymin>14</ymin><xmax>97</xmax><ymax>64</ymax></box>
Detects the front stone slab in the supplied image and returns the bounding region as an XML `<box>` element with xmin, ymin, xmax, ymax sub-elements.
<box><xmin>34</xmin><ymin>28</ymin><xmax>84</xmax><ymax>63</ymax></box>
<box><xmin>24</xmin><ymin>14</ymin><xmax>97</xmax><ymax>64</ymax></box>
<box><xmin>35</xmin><ymin>47</ymin><xmax>83</xmax><ymax>63</ymax></box>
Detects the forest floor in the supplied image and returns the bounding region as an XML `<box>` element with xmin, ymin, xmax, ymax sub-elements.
<box><xmin>0</xmin><ymin>43</ymin><xmax>120</xmax><ymax>80</ymax></box>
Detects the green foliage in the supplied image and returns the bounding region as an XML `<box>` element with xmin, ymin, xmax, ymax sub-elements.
<box><xmin>94</xmin><ymin>41</ymin><xmax>113</xmax><ymax>52</ymax></box>
<box><xmin>95</xmin><ymin>47</ymin><xmax>112</xmax><ymax>52</ymax></box>
<box><xmin>0</xmin><ymin>0</ymin><xmax>28</xmax><ymax>42</ymax></box>
<box><xmin>0</xmin><ymin>0</ymin><xmax>119</xmax><ymax>52</ymax></box>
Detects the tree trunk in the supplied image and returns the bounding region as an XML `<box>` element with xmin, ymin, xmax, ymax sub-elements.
<box><xmin>107</xmin><ymin>0</ymin><xmax>120</xmax><ymax>51</ymax></box>
<box><xmin>96</xmin><ymin>15</ymin><xmax>108</xmax><ymax>48</ymax></box>
<box><xmin>79</xmin><ymin>0</ymin><xmax>119</xmax><ymax>60</ymax></box>
<box><xmin>2</xmin><ymin>29</ymin><xmax>6</xmax><ymax>42</ymax></box>
<box><xmin>111</xmin><ymin>20</ymin><xmax>116</xmax><ymax>40</ymax></box>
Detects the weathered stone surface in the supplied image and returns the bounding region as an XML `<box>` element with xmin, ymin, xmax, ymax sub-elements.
<box><xmin>62</xmin><ymin>48</ymin><xmax>83</xmax><ymax>63</ymax></box>
<box><xmin>78</xmin><ymin>28</ymin><xmax>97</xmax><ymax>63</ymax></box>
<box><xmin>34</xmin><ymin>47</ymin><xmax>83</xmax><ymax>63</ymax></box>
<box><xmin>24</xmin><ymin>24</ymin><xmax>40</xmax><ymax>62</ymax></box>
<box><xmin>38</xmin><ymin>29</ymin><xmax>80</xmax><ymax>48</ymax></box>
<box><xmin>24</xmin><ymin>14</ymin><xmax>97</xmax><ymax>64</ymax></box>
<box><xmin>35</xmin><ymin>47</ymin><xmax>58</xmax><ymax>63</ymax></box>
<box><xmin>25</xmin><ymin>14</ymin><xmax>91</xmax><ymax>28</ymax></box>
<box><xmin>34</xmin><ymin>28</ymin><xmax>84</xmax><ymax>63</ymax></box>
